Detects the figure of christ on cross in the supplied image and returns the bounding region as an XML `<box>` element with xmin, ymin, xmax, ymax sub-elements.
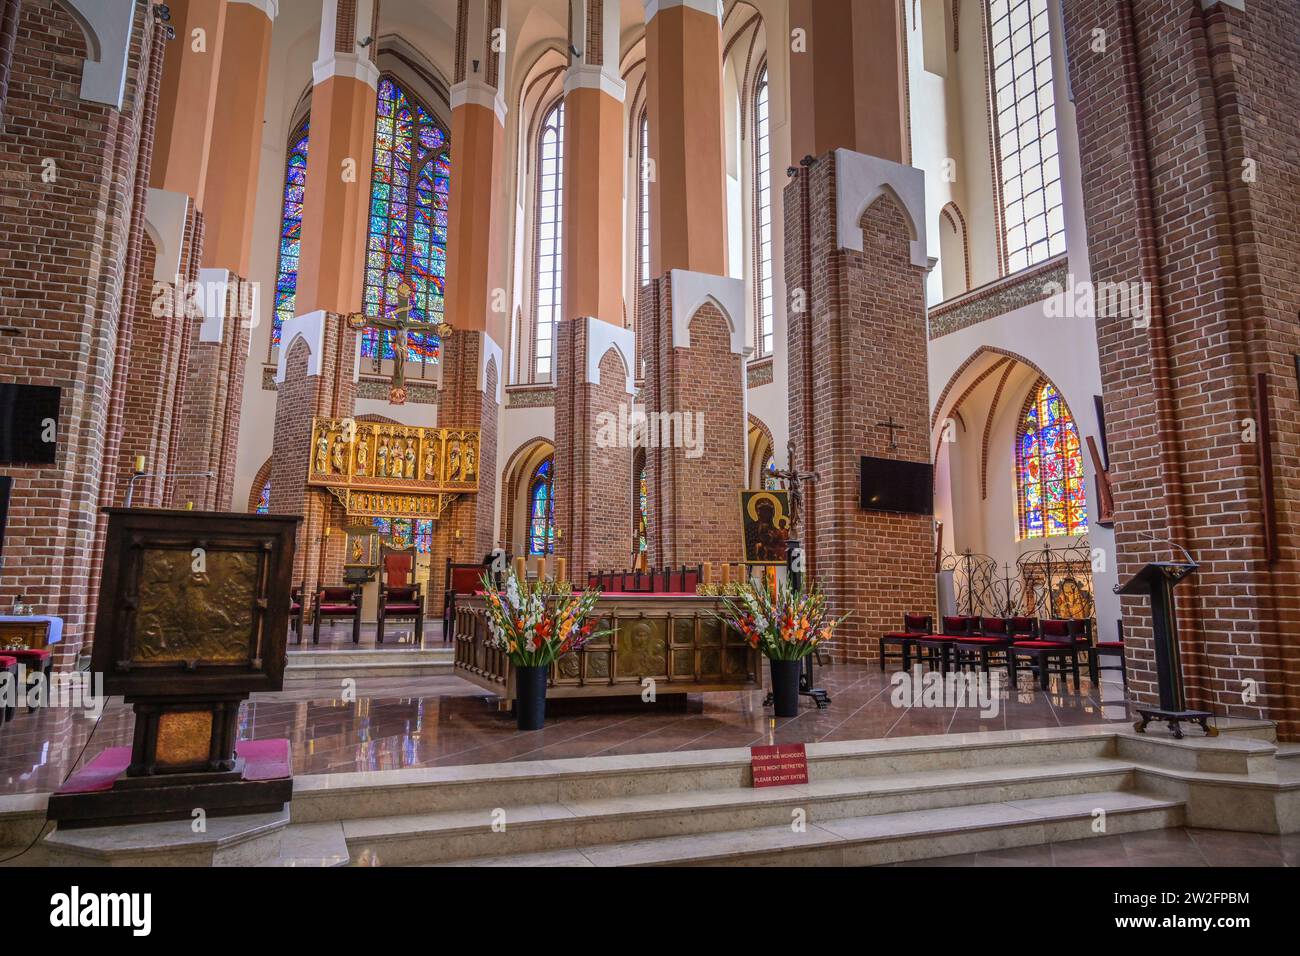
<box><xmin>345</xmin><ymin>281</ymin><xmax>450</xmax><ymax>404</ymax></box>
<box><xmin>766</xmin><ymin>448</ymin><xmax>820</xmax><ymax>540</ymax></box>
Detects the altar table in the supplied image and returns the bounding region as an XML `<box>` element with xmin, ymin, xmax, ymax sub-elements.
<box><xmin>0</xmin><ymin>615</ymin><xmax>63</xmax><ymax>649</ymax></box>
<box><xmin>453</xmin><ymin>594</ymin><xmax>763</xmax><ymax>706</ymax></box>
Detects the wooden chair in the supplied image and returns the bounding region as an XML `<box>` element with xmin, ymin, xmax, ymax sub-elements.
<box><xmin>915</xmin><ymin>615</ymin><xmax>979</xmax><ymax>673</ymax></box>
<box><xmin>1008</xmin><ymin>618</ymin><xmax>1081</xmax><ymax>691</ymax></box>
<box><xmin>1</xmin><ymin>646</ymin><xmax>53</xmax><ymax>712</ymax></box>
<box><xmin>444</xmin><ymin>559</ymin><xmax>487</xmax><ymax>645</ymax></box>
<box><xmin>312</xmin><ymin>585</ymin><xmax>363</xmax><ymax>645</ymax></box>
<box><xmin>951</xmin><ymin>617</ymin><xmax>1015</xmax><ymax>673</ymax></box>
<box><xmin>1087</xmin><ymin>618</ymin><xmax>1127</xmax><ymax>687</ymax></box>
<box><xmin>878</xmin><ymin>613</ymin><xmax>933</xmax><ymax>671</ymax></box>
<box><xmin>377</xmin><ymin>583</ymin><xmax>424</xmax><ymax>645</ymax></box>
<box><xmin>289</xmin><ymin>585</ymin><xmax>306</xmax><ymax>644</ymax></box>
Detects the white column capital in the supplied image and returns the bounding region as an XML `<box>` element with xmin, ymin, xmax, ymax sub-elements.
<box><xmin>667</xmin><ymin>270</ymin><xmax>747</xmax><ymax>355</ymax></box>
<box><xmin>230</xmin><ymin>0</ymin><xmax>280</xmax><ymax>18</ymax></box>
<box><xmin>580</xmin><ymin>318</ymin><xmax>636</xmax><ymax>394</ymax></box>
<box><xmin>451</xmin><ymin>80</ymin><xmax>508</xmax><ymax>125</ymax></box>
<box><xmin>313</xmin><ymin>53</ymin><xmax>381</xmax><ymax>89</ymax></box>
<box><xmin>276</xmin><ymin>311</ymin><xmax>329</xmax><ymax>383</ymax></box>
<box><xmin>833</xmin><ymin>149</ymin><xmax>929</xmax><ymax>269</ymax></box>
<box><xmin>563</xmin><ymin>64</ymin><xmax>626</xmax><ymax>102</ymax></box>
<box><xmin>642</xmin><ymin>0</ymin><xmax>722</xmax><ymax>22</ymax></box>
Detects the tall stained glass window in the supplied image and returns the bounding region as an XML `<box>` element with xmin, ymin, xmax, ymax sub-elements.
<box><xmin>373</xmin><ymin>517</ymin><xmax>435</xmax><ymax>554</ymax></box>
<box><xmin>256</xmin><ymin>480</ymin><xmax>271</xmax><ymax>515</ymax></box>
<box><xmin>271</xmin><ymin>120</ymin><xmax>310</xmax><ymax>350</ymax></box>
<box><xmin>754</xmin><ymin>64</ymin><xmax>774</xmax><ymax>356</ymax></box>
<box><xmin>637</xmin><ymin>465</ymin><xmax>648</xmax><ymax>554</ymax></box>
<box><xmin>987</xmin><ymin>0</ymin><xmax>1064</xmax><ymax>272</ymax></box>
<box><xmin>527</xmin><ymin>457</ymin><xmax>555</xmax><ymax>556</ymax></box>
<box><xmin>638</xmin><ymin>109</ymin><xmax>650</xmax><ymax>289</ymax></box>
<box><xmin>534</xmin><ymin>101</ymin><xmax>564</xmax><ymax>380</ymax></box>
<box><xmin>1017</xmin><ymin>379</ymin><xmax>1088</xmax><ymax>539</ymax></box>
<box><xmin>361</xmin><ymin>76</ymin><xmax>451</xmax><ymax>368</ymax></box>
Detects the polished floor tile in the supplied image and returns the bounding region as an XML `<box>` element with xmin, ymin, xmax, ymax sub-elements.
<box><xmin>1</xmin><ymin>662</ymin><xmax>1130</xmax><ymax>795</ymax></box>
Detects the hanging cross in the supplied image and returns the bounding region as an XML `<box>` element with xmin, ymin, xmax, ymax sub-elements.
<box><xmin>875</xmin><ymin>415</ymin><xmax>905</xmax><ymax>450</ymax></box>
<box><xmin>345</xmin><ymin>282</ymin><xmax>451</xmax><ymax>404</ymax></box>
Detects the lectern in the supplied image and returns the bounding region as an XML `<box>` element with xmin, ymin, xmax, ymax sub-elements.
<box><xmin>1114</xmin><ymin>561</ymin><xmax>1216</xmax><ymax>739</ymax></box>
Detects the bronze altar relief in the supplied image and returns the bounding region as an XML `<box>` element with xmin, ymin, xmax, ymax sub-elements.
<box><xmin>133</xmin><ymin>548</ymin><xmax>257</xmax><ymax>664</ymax></box>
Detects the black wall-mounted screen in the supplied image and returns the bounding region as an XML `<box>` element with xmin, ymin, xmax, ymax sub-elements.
<box><xmin>859</xmin><ymin>456</ymin><xmax>934</xmax><ymax>516</ymax></box>
<box><xmin>0</xmin><ymin>384</ymin><xmax>60</xmax><ymax>465</ymax></box>
<box><xmin>0</xmin><ymin>476</ymin><xmax>10</xmax><ymax>569</ymax></box>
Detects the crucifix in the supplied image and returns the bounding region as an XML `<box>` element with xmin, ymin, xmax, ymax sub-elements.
<box><xmin>766</xmin><ymin>447</ymin><xmax>820</xmax><ymax>539</ymax></box>
<box><xmin>875</xmin><ymin>414</ymin><xmax>905</xmax><ymax>450</ymax></box>
<box><xmin>345</xmin><ymin>281</ymin><xmax>451</xmax><ymax>405</ymax></box>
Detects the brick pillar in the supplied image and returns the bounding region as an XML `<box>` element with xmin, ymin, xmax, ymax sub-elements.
<box><xmin>1064</xmin><ymin>0</ymin><xmax>1300</xmax><ymax>737</ymax></box>
<box><xmin>555</xmin><ymin>319</ymin><xmax>635</xmax><ymax>580</ymax></box>
<box><xmin>641</xmin><ymin>273</ymin><xmax>748</xmax><ymax>566</ymax></box>
<box><xmin>552</xmin><ymin>0</ymin><xmax>630</xmax><ymax>581</ymax></box>
<box><xmin>784</xmin><ymin>151</ymin><xmax>935</xmax><ymax>662</ymax></box>
<box><xmin>269</xmin><ymin>314</ymin><xmax>357</xmax><ymax>589</ymax></box>
<box><xmin>428</xmin><ymin>329</ymin><xmax>501</xmax><ymax>613</ymax></box>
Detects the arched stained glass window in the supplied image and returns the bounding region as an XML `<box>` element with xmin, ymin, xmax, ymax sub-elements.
<box><xmin>1017</xmin><ymin>379</ymin><xmax>1088</xmax><ymax>538</ymax></box>
<box><xmin>527</xmin><ymin>457</ymin><xmax>555</xmax><ymax>555</ymax></box>
<box><xmin>534</xmin><ymin>101</ymin><xmax>564</xmax><ymax>381</ymax></box>
<box><xmin>271</xmin><ymin>120</ymin><xmax>310</xmax><ymax>350</ymax></box>
<box><xmin>362</xmin><ymin>76</ymin><xmax>451</xmax><ymax>368</ymax></box>
<box><xmin>754</xmin><ymin>64</ymin><xmax>774</xmax><ymax>356</ymax></box>
<box><xmin>256</xmin><ymin>480</ymin><xmax>271</xmax><ymax>515</ymax></box>
<box><xmin>637</xmin><ymin>465</ymin><xmax>648</xmax><ymax>554</ymax></box>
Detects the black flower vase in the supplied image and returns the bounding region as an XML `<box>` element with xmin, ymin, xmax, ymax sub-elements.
<box><xmin>769</xmin><ymin>658</ymin><xmax>802</xmax><ymax>718</ymax></box>
<box><xmin>515</xmin><ymin>664</ymin><xmax>549</xmax><ymax>730</ymax></box>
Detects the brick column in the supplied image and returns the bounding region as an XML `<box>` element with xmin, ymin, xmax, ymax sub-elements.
<box><xmin>552</xmin><ymin>0</ymin><xmax>632</xmax><ymax>579</ymax></box>
<box><xmin>640</xmin><ymin>0</ymin><xmax>747</xmax><ymax>566</ymax></box>
<box><xmin>1064</xmin><ymin>0</ymin><xmax>1300</xmax><ymax>736</ymax></box>
<box><xmin>428</xmin><ymin>0</ymin><xmax>508</xmax><ymax>596</ymax></box>
<box><xmin>268</xmin><ymin>0</ymin><xmax>376</xmax><ymax>578</ymax></box>
<box><xmin>784</xmin><ymin>152</ymin><xmax>934</xmax><ymax>662</ymax></box>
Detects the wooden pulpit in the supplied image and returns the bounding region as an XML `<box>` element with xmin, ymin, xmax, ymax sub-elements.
<box><xmin>1114</xmin><ymin>561</ymin><xmax>1216</xmax><ymax>738</ymax></box>
<box><xmin>48</xmin><ymin>508</ymin><xmax>300</xmax><ymax>828</ymax></box>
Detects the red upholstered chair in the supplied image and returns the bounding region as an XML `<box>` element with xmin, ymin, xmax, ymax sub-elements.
<box><xmin>878</xmin><ymin>613</ymin><xmax>933</xmax><ymax>671</ymax></box>
<box><xmin>289</xmin><ymin>585</ymin><xmax>306</xmax><ymax>645</ymax></box>
<box><xmin>952</xmin><ymin>617</ymin><xmax>1014</xmax><ymax>673</ymax></box>
<box><xmin>1088</xmin><ymin>619</ymin><xmax>1127</xmax><ymax>687</ymax></box>
<box><xmin>444</xmin><ymin>561</ymin><xmax>487</xmax><ymax>645</ymax></box>
<box><xmin>916</xmin><ymin>615</ymin><xmax>977</xmax><ymax>673</ymax></box>
<box><xmin>1007</xmin><ymin>616</ymin><xmax>1038</xmax><ymax>639</ymax></box>
<box><xmin>0</xmin><ymin>656</ymin><xmax>16</xmax><ymax>725</ymax></box>
<box><xmin>1</xmin><ymin>646</ymin><xmax>53</xmax><ymax>712</ymax></box>
<box><xmin>1008</xmin><ymin>618</ymin><xmax>1081</xmax><ymax>691</ymax></box>
<box><xmin>313</xmin><ymin>585</ymin><xmax>363</xmax><ymax>645</ymax></box>
<box><xmin>377</xmin><ymin>583</ymin><xmax>424</xmax><ymax>645</ymax></box>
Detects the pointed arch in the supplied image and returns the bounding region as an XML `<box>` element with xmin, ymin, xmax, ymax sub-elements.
<box><xmin>1016</xmin><ymin>377</ymin><xmax>1089</xmax><ymax>539</ymax></box>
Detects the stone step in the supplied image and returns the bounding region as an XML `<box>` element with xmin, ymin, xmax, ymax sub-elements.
<box><xmin>284</xmin><ymin>647</ymin><xmax>454</xmax><ymax>680</ymax></box>
<box><xmin>1275</xmin><ymin>743</ymin><xmax>1300</xmax><ymax>762</ymax></box>
<box><xmin>433</xmin><ymin>790</ymin><xmax>1183</xmax><ymax>867</ymax></box>
<box><xmin>334</xmin><ymin>759</ymin><xmax>1138</xmax><ymax>865</ymax></box>
<box><xmin>290</xmin><ymin>727</ymin><xmax>1125</xmax><ymax>824</ymax></box>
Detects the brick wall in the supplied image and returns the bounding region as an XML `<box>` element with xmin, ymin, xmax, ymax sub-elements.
<box><xmin>784</xmin><ymin>154</ymin><xmax>936</xmax><ymax>662</ymax></box>
<box><xmin>554</xmin><ymin>319</ymin><xmax>634</xmax><ymax>581</ymax></box>
<box><xmin>1065</xmin><ymin>0</ymin><xmax>1300</xmax><ymax>736</ymax></box>
<box><xmin>0</xmin><ymin>0</ymin><xmax>158</xmax><ymax>666</ymax></box>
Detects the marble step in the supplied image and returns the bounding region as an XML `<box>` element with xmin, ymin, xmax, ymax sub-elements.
<box><xmin>291</xmin><ymin>727</ymin><xmax>1124</xmax><ymax>824</ymax></box>
<box><xmin>285</xmin><ymin>647</ymin><xmax>454</xmax><ymax>680</ymax></box>
<box><xmin>434</xmin><ymin>790</ymin><xmax>1183</xmax><ymax>867</ymax></box>
<box><xmin>1275</xmin><ymin>743</ymin><xmax>1300</xmax><ymax>762</ymax></box>
<box><xmin>334</xmin><ymin>758</ymin><xmax>1139</xmax><ymax>865</ymax></box>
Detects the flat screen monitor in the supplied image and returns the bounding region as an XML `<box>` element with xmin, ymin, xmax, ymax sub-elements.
<box><xmin>859</xmin><ymin>456</ymin><xmax>933</xmax><ymax>515</ymax></box>
<box><xmin>0</xmin><ymin>384</ymin><xmax>60</xmax><ymax>465</ymax></box>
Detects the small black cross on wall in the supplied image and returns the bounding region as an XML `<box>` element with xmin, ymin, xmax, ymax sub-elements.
<box><xmin>875</xmin><ymin>415</ymin><xmax>905</xmax><ymax>450</ymax></box>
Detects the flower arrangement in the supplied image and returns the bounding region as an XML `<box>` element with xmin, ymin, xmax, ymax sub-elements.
<box><xmin>479</xmin><ymin>570</ymin><xmax>606</xmax><ymax>667</ymax></box>
<box><xmin>717</xmin><ymin>579</ymin><xmax>847</xmax><ymax>661</ymax></box>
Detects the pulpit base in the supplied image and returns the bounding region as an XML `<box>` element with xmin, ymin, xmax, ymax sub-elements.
<box><xmin>46</xmin><ymin>739</ymin><xmax>293</xmax><ymax>829</ymax></box>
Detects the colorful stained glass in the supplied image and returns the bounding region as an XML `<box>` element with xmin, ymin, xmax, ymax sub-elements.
<box><xmin>256</xmin><ymin>480</ymin><xmax>271</xmax><ymax>515</ymax></box>
<box><xmin>528</xmin><ymin>458</ymin><xmax>555</xmax><ymax>556</ymax></box>
<box><xmin>1017</xmin><ymin>380</ymin><xmax>1088</xmax><ymax>538</ymax></box>
<box><xmin>361</xmin><ymin>76</ymin><xmax>451</xmax><ymax>366</ymax></box>
<box><xmin>372</xmin><ymin>517</ymin><xmax>434</xmax><ymax>554</ymax></box>
<box><xmin>272</xmin><ymin>121</ymin><xmax>310</xmax><ymax>348</ymax></box>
